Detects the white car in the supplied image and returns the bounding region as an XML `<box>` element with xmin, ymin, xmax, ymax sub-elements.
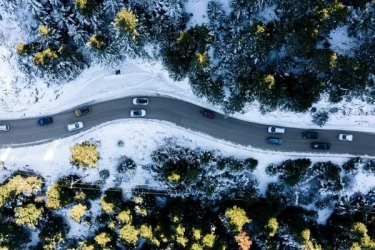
<box><xmin>133</xmin><ymin>98</ymin><xmax>149</xmax><ymax>105</ymax></box>
<box><xmin>67</xmin><ymin>122</ymin><xmax>84</xmax><ymax>132</ymax></box>
<box><xmin>338</xmin><ymin>134</ymin><xmax>353</xmax><ymax>141</ymax></box>
<box><xmin>0</xmin><ymin>124</ymin><xmax>9</xmax><ymax>131</ymax></box>
<box><xmin>268</xmin><ymin>126</ymin><xmax>285</xmax><ymax>134</ymax></box>
<box><xmin>130</xmin><ymin>109</ymin><xmax>146</xmax><ymax>117</ymax></box>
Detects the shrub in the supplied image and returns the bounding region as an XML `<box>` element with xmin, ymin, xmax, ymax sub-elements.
<box><xmin>117</xmin><ymin>140</ymin><xmax>125</xmax><ymax>147</ymax></box>
<box><xmin>117</xmin><ymin>156</ymin><xmax>137</xmax><ymax>173</ymax></box>
<box><xmin>99</xmin><ymin>169</ymin><xmax>110</xmax><ymax>179</ymax></box>
<box><xmin>244</xmin><ymin>158</ymin><xmax>258</xmax><ymax>170</ymax></box>
<box><xmin>70</xmin><ymin>141</ymin><xmax>100</xmax><ymax>168</ymax></box>
<box><xmin>312</xmin><ymin>111</ymin><xmax>329</xmax><ymax>127</ymax></box>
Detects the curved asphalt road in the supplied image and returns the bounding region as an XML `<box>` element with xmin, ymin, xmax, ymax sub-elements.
<box><xmin>0</xmin><ymin>96</ymin><xmax>373</xmax><ymax>156</ymax></box>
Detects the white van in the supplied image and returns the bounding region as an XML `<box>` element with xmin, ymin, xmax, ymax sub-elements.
<box><xmin>268</xmin><ymin>126</ymin><xmax>285</xmax><ymax>134</ymax></box>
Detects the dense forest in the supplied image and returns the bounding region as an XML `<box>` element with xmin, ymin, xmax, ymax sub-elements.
<box><xmin>3</xmin><ymin>0</ymin><xmax>375</xmax><ymax>125</ymax></box>
<box><xmin>0</xmin><ymin>139</ymin><xmax>374</xmax><ymax>249</ymax></box>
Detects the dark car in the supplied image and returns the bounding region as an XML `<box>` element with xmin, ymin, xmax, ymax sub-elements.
<box><xmin>302</xmin><ymin>131</ymin><xmax>318</xmax><ymax>139</ymax></box>
<box><xmin>311</xmin><ymin>142</ymin><xmax>330</xmax><ymax>150</ymax></box>
<box><xmin>267</xmin><ymin>137</ymin><xmax>283</xmax><ymax>145</ymax></box>
<box><xmin>75</xmin><ymin>106</ymin><xmax>91</xmax><ymax>117</ymax></box>
<box><xmin>37</xmin><ymin>117</ymin><xmax>53</xmax><ymax>126</ymax></box>
<box><xmin>200</xmin><ymin>109</ymin><xmax>215</xmax><ymax>119</ymax></box>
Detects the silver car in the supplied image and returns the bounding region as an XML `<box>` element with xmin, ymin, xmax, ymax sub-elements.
<box><xmin>130</xmin><ymin>110</ymin><xmax>146</xmax><ymax>117</ymax></box>
<box><xmin>67</xmin><ymin>122</ymin><xmax>84</xmax><ymax>132</ymax></box>
<box><xmin>0</xmin><ymin>124</ymin><xmax>9</xmax><ymax>131</ymax></box>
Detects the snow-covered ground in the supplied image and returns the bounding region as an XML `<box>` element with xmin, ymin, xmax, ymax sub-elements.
<box><xmin>0</xmin><ymin>0</ymin><xmax>375</xmax><ymax>230</ymax></box>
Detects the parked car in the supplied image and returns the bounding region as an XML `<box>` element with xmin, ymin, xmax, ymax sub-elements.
<box><xmin>267</xmin><ymin>137</ymin><xmax>283</xmax><ymax>145</ymax></box>
<box><xmin>268</xmin><ymin>126</ymin><xmax>285</xmax><ymax>134</ymax></box>
<box><xmin>133</xmin><ymin>98</ymin><xmax>149</xmax><ymax>105</ymax></box>
<box><xmin>130</xmin><ymin>109</ymin><xmax>146</xmax><ymax>117</ymax></box>
<box><xmin>74</xmin><ymin>106</ymin><xmax>91</xmax><ymax>117</ymax></box>
<box><xmin>302</xmin><ymin>131</ymin><xmax>318</xmax><ymax>139</ymax></box>
<box><xmin>200</xmin><ymin>109</ymin><xmax>215</xmax><ymax>119</ymax></box>
<box><xmin>338</xmin><ymin>134</ymin><xmax>353</xmax><ymax>141</ymax></box>
<box><xmin>0</xmin><ymin>124</ymin><xmax>9</xmax><ymax>131</ymax></box>
<box><xmin>67</xmin><ymin>122</ymin><xmax>83</xmax><ymax>132</ymax></box>
<box><xmin>311</xmin><ymin>142</ymin><xmax>331</xmax><ymax>150</ymax></box>
<box><xmin>37</xmin><ymin>117</ymin><xmax>53</xmax><ymax>126</ymax></box>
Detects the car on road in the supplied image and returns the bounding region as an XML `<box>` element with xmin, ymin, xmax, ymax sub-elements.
<box><xmin>200</xmin><ymin>109</ymin><xmax>215</xmax><ymax>119</ymax></box>
<box><xmin>133</xmin><ymin>98</ymin><xmax>149</xmax><ymax>105</ymax></box>
<box><xmin>0</xmin><ymin>125</ymin><xmax>9</xmax><ymax>131</ymax></box>
<box><xmin>130</xmin><ymin>109</ymin><xmax>146</xmax><ymax>117</ymax></box>
<box><xmin>75</xmin><ymin>106</ymin><xmax>91</xmax><ymax>117</ymax></box>
<box><xmin>67</xmin><ymin>122</ymin><xmax>84</xmax><ymax>132</ymax></box>
<box><xmin>267</xmin><ymin>137</ymin><xmax>283</xmax><ymax>145</ymax></box>
<box><xmin>338</xmin><ymin>134</ymin><xmax>353</xmax><ymax>141</ymax></box>
<box><xmin>268</xmin><ymin>126</ymin><xmax>285</xmax><ymax>134</ymax></box>
<box><xmin>302</xmin><ymin>131</ymin><xmax>318</xmax><ymax>139</ymax></box>
<box><xmin>311</xmin><ymin>142</ymin><xmax>330</xmax><ymax>150</ymax></box>
<box><xmin>37</xmin><ymin>117</ymin><xmax>53</xmax><ymax>126</ymax></box>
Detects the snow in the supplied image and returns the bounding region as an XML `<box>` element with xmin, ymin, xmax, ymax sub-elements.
<box><xmin>184</xmin><ymin>0</ymin><xmax>231</xmax><ymax>28</ymax></box>
<box><xmin>328</xmin><ymin>25</ymin><xmax>358</xmax><ymax>57</ymax></box>
<box><xmin>256</xmin><ymin>5</ymin><xmax>279</xmax><ymax>23</ymax></box>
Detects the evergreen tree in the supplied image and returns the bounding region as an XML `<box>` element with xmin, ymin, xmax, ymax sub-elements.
<box><xmin>312</xmin><ymin>111</ymin><xmax>329</xmax><ymax>127</ymax></box>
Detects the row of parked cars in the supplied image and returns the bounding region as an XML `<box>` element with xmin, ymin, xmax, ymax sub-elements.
<box><xmin>267</xmin><ymin>126</ymin><xmax>353</xmax><ymax>150</ymax></box>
